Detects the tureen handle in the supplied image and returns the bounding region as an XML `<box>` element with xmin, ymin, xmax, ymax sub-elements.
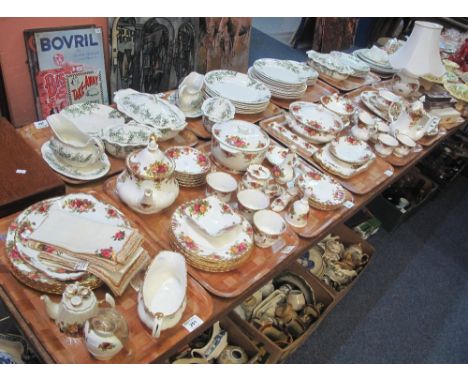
<box><xmin>91</xmin><ymin>137</ymin><xmax>105</xmax><ymax>157</ymax></box>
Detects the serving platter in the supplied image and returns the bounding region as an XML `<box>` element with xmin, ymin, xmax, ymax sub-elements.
<box><xmin>259</xmin><ymin>113</ymin><xmax>319</xmax><ymax>164</ymax></box>
<box><xmin>289</xmin><ymin>101</ymin><xmax>344</xmax><ymax>134</ymax></box>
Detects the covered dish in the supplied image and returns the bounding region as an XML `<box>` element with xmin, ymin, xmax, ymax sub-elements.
<box><xmin>101</xmin><ymin>121</ymin><xmax>151</xmax><ymax>158</ymax></box>
<box><xmin>211</xmin><ymin>120</ymin><xmax>270</xmax><ymax>172</ymax></box>
<box><xmin>307</xmin><ymin>50</ymin><xmax>353</xmax><ymax>81</ymax></box>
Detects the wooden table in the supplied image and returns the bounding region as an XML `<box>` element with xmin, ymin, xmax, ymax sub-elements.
<box><xmin>1</xmin><ymin>81</ymin><xmax>467</xmax><ymax>363</ymax></box>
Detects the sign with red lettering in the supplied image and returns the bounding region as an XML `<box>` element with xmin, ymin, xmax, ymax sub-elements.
<box><xmin>66</xmin><ymin>70</ymin><xmax>105</xmax><ymax>105</ymax></box>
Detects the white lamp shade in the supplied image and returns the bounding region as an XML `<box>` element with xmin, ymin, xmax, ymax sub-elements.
<box><xmin>389</xmin><ymin>21</ymin><xmax>445</xmax><ymax>78</ymax></box>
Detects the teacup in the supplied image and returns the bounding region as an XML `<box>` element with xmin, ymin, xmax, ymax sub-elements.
<box><xmin>237</xmin><ymin>189</ymin><xmax>270</xmax><ymax>222</ymax></box>
<box><xmin>206</xmin><ymin>172</ymin><xmax>238</xmax><ymax>203</ymax></box>
<box><xmin>285</xmin><ymin>197</ymin><xmax>309</xmax><ymax>228</ymax></box>
<box><xmin>253</xmin><ymin>209</ymin><xmax>287</xmax><ymax>248</ymax></box>
<box><xmin>358</xmin><ymin>110</ymin><xmax>376</xmax><ymax>128</ymax></box>
<box><xmin>201</xmin><ymin>97</ymin><xmax>236</xmax><ymax>133</ymax></box>
<box><xmin>374</xmin><ymin>89</ymin><xmax>401</xmax><ymax>111</ymax></box>
<box><xmin>287</xmin><ymin>290</ymin><xmax>306</xmax><ymax>312</ymax></box>
<box><xmin>374</xmin><ymin>133</ymin><xmax>398</xmax><ymax>157</ymax></box>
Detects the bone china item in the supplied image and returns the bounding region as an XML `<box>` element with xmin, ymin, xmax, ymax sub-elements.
<box><xmin>114</xmin><ymin>88</ymin><xmax>186</xmax><ymax>141</ymax></box>
<box><xmin>289</xmin><ymin>101</ymin><xmax>345</xmax><ymax>135</ymax></box>
<box><xmin>285</xmin><ymin>196</ymin><xmax>310</xmax><ymax>228</ymax></box>
<box><xmin>176</xmin><ymin>72</ymin><xmax>204</xmax><ymax>116</ymax></box>
<box><xmin>374</xmin><ymin>89</ymin><xmax>401</xmax><ymax>111</ymax></box>
<box><xmin>84</xmin><ymin>295</ymin><xmax>128</xmax><ymax>361</ymax></box>
<box><xmin>137</xmin><ymin>251</ymin><xmax>187</xmax><ymax>338</ymax></box>
<box><xmin>330</xmin><ymin>51</ymin><xmax>370</xmax><ymax>78</ymax></box>
<box><xmin>329</xmin><ymin>135</ymin><xmax>375</xmax><ymax>166</ymax></box>
<box><xmin>320</xmin><ymin>94</ymin><xmax>356</xmax><ymax>122</ymax></box>
<box><xmin>375</xmin><ymin>133</ymin><xmax>399</xmax><ymax>157</ymax></box>
<box><xmin>253</xmin><ymin>209</ymin><xmax>287</xmax><ymax>248</ymax></box>
<box><xmin>206</xmin><ymin>172</ymin><xmax>238</xmax><ymax>203</ymax></box>
<box><xmin>116</xmin><ymin>134</ymin><xmax>179</xmax><ymax>214</ymax></box>
<box><xmin>101</xmin><ymin>122</ymin><xmax>151</xmax><ymax>159</ymax></box>
<box><xmin>41</xmin><ymin>282</ymin><xmax>112</xmax><ymax>337</ymax></box>
<box><xmin>211</xmin><ymin>120</ymin><xmax>270</xmax><ymax>172</ymax></box>
<box><xmin>272</xmin><ymin>145</ymin><xmax>297</xmax><ymax>185</ymax></box>
<box><xmin>47</xmin><ymin>114</ymin><xmax>106</xmax><ymax>168</ymax></box>
<box><xmin>184</xmin><ymin>196</ymin><xmax>241</xmax><ymax>238</ymax></box>
<box><xmin>237</xmin><ymin>189</ymin><xmax>270</xmax><ymax>222</ymax></box>
<box><xmin>394</xmin><ymin>133</ymin><xmax>416</xmax><ymax>157</ymax></box>
<box><xmin>201</xmin><ymin>97</ymin><xmax>236</xmax><ymax>133</ymax></box>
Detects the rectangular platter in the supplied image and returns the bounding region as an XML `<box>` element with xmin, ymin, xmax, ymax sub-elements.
<box><xmin>270</xmin><ymin>79</ymin><xmax>338</xmax><ymax>110</ymax></box>
<box><xmin>0</xmin><ymin>189</ymin><xmax>214</xmax><ymax>364</ymax></box>
<box><xmin>318</xmin><ymin>71</ymin><xmax>381</xmax><ymax>92</ymax></box>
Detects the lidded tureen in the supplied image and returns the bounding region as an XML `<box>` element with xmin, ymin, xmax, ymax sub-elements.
<box><xmin>211</xmin><ymin>120</ymin><xmax>270</xmax><ymax>172</ymax></box>
<box><xmin>116</xmin><ymin>134</ymin><xmax>179</xmax><ymax>214</ymax></box>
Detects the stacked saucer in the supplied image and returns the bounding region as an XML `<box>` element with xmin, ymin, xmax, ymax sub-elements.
<box><xmin>165</xmin><ymin>146</ymin><xmax>211</xmax><ymax>187</ymax></box>
<box><xmin>203</xmin><ymin>70</ymin><xmax>271</xmax><ymax>114</ymax></box>
<box><xmin>248</xmin><ymin>58</ymin><xmax>318</xmax><ymax>99</ymax></box>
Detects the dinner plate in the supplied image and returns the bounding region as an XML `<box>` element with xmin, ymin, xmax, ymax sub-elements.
<box><xmin>165</xmin><ymin>146</ymin><xmax>211</xmax><ymax>175</ymax></box>
<box><xmin>329</xmin><ymin>135</ymin><xmax>375</xmax><ymax>166</ymax></box>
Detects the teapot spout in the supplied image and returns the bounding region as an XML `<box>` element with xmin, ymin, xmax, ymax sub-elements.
<box><xmin>140</xmin><ymin>188</ymin><xmax>154</xmax><ymax>210</ymax></box>
<box><xmin>41</xmin><ymin>295</ymin><xmax>59</xmax><ymax>321</ymax></box>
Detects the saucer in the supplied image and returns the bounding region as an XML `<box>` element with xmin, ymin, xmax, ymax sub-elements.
<box><xmin>41</xmin><ymin>140</ymin><xmax>111</xmax><ymax>181</ymax></box>
<box><xmin>168</xmin><ymin>92</ymin><xmax>203</xmax><ymax>118</ymax></box>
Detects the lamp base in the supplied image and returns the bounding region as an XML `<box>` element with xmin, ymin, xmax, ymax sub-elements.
<box><xmin>392</xmin><ymin>71</ymin><xmax>420</xmax><ymax>98</ymax></box>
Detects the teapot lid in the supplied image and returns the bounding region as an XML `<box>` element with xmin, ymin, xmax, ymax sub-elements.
<box><xmin>62</xmin><ymin>282</ymin><xmax>97</xmax><ymax>313</ymax></box>
<box><xmin>126</xmin><ymin>134</ymin><xmax>175</xmax><ymax>180</ymax></box>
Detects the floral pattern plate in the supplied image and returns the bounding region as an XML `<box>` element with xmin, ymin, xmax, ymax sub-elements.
<box><xmin>444</xmin><ymin>83</ymin><xmax>468</xmax><ymax>103</ymax></box>
<box><xmin>59</xmin><ymin>102</ymin><xmax>125</xmax><ymax>137</ymax></box>
<box><xmin>289</xmin><ymin>102</ymin><xmax>344</xmax><ymax>134</ymax></box>
<box><xmin>184</xmin><ymin>196</ymin><xmax>242</xmax><ymax>237</ymax></box>
<box><xmin>253</xmin><ymin>58</ymin><xmax>315</xmax><ymax>85</ymax></box>
<box><xmin>41</xmin><ymin>141</ymin><xmax>111</xmax><ymax>181</ymax></box>
<box><xmin>114</xmin><ymin>89</ymin><xmax>186</xmax><ymax>131</ymax></box>
<box><xmin>284</xmin><ymin>113</ymin><xmax>336</xmax><ymax>144</ymax></box>
<box><xmin>320</xmin><ymin>94</ymin><xmax>356</xmax><ymax>117</ymax></box>
<box><xmin>329</xmin><ymin>135</ymin><xmax>375</xmax><ymax>165</ymax></box>
<box><xmin>165</xmin><ymin>146</ymin><xmax>211</xmax><ymax>175</ymax></box>
<box><xmin>204</xmin><ymin>70</ymin><xmax>271</xmax><ymax>105</ymax></box>
<box><xmin>171</xmin><ymin>201</ymin><xmax>253</xmax><ymax>262</ymax></box>
<box><xmin>268</xmin><ymin>121</ymin><xmax>318</xmax><ymax>154</ymax></box>
<box><xmin>296</xmin><ymin>164</ymin><xmax>346</xmax><ymax>209</ymax></box>
<box><xmin>313</xmin><ymin>144</ymin><xmax>374</xmax><ymax>179</ymax></box>
<box><xmin>5</xmin><ymin>193</ymin><xmax>128</xmax><ymax>292</ymax></box>
<box><xmin>360</xmin><ymin>91</ymin><xmax>392</xmax><ymax>122</ymax></box>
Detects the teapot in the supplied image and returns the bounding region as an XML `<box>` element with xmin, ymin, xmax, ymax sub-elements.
<box><xmin>116</xmin><ymin>134</ymin><xmax>179</xmax><ymax>214</ymax></box>
<box><xmin>47</xmin><ymin>114</ymin><xmax>105</xmax><ymax>168</ymax></box>
<box><xmin>83</xmin><ymin>295</ymin><xmax>129</xmax><ymax>361</ymax></box>
<box><xmin>392</xmin><ymin>71</ymin><xmax>420</xmax><ymax>98</ymax></box>
<box><xmin>41</xmin><ymin>282</ymin><xmax>112</xmax><ymax>337</ymax></box>
<box><xmin>176</xmin><ymin>72</ymin><xmax>204</xmax><ymax>114</ymax></box>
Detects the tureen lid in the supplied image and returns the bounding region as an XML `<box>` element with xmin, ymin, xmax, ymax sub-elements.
<box><xmin>126</xmin><ymin>134</ymin><xmax>175</xmax><ymax>180</ymax></box>
<box><xmin>213</xmin><ymin>120</ymin><xmax>270</xmax><ymax>152</ymax></box>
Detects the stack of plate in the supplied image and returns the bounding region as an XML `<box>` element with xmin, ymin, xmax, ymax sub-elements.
<box><xmin>248</xmin><ymin>58</ymin><xmax>318</xmax><ymax>99</ymax></box>
<box><xmin>313</xmin><ymin>135</ymin><xmax>376</xmax><ymax>179</ymax></box>
<box><xmin>165</xmin><ymin>146</ymin><xmax>211</xmax><ymax>187</ymax></box>
<box><xmin>170</xmin><ymin>197</ymin><xmax>254</xmax><ymax>272</ymax></box>
<box><xmin>353</xmin><ymin>47</ymin><xmax>397</xmax><ymax>75</ymax></box>
<box><xmin>286</xmin><ymin>101</ymin><xmax>346</xmax><ymax>144</ymax></box>
<box><xmin>330</xmin><ymin>51</ymin><xmax>370</xmax><ymax>78</ymax></box>
<box><xmin>203</xmin><ymin>70</ymin><xmax>271</xmax><ymax>114</ymax></box>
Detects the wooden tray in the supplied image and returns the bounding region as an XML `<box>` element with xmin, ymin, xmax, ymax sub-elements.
<box><xmin>17</xmin><ymin>124</ymin><xmax>198</xmax><ymax>185</ymax></box>
<box><xmin>103</xmin><ymin>177</ymin><xmax>300</xmax><ymax>299</ymax></box>
<box><xmin>318</xmin><ymin>72</ymin><xmax>381</xmax><ymax>92</ymax></box>
<box><xmin>0</xmin><ymin>193</ymin><xmax>214</xmax><ymax>364</ymax></box>
<box><xmin>270</xmin><ymin>80</ymin><xmax>338</xmax><ymax>110</ymax></box>
<box><xmin>418</xmin><ymin>128</ymin><xmax>447</xmax><ymax>147</ymax></box>
<box><xmin>313</xmin><ymin>154</ymin><xmax>395</xmax><ymax>195</ymax></box>
<box><xmin>258</xmin><ymin>113</ymin><xmax>320</xmax><ymax>165</ymax></box>
<box><xmin>379</xmin><ymin>149</ymin><xmax>422</xmax><ymax>167</ymax></box>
